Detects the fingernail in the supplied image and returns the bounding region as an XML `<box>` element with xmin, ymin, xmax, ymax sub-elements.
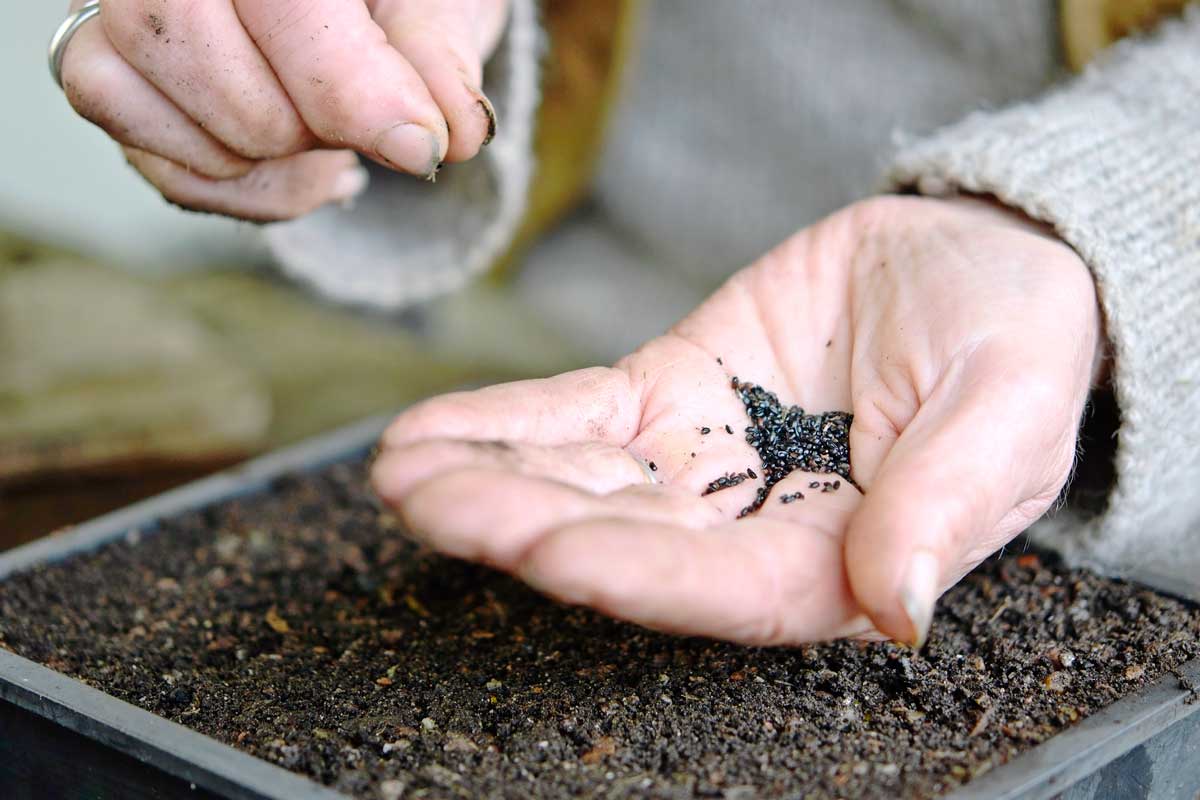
<box><xmin>900</xmin><ymin>549</ymin><xmax>940</xmax><ymax>649</ymax></box>
<box><xmin>477</xmin><ymin>94</ymin><xmax>496</xmax><ymax>146</ymax></box>
<box><xmin>374</xmin><ymin>122</ymin><xmax>440</xmax><ymax>178</ymax></box>
<box><xmin>331</xmin><ymin>165</ymin><xmax>369</xmax><ymax>204</ymax></box>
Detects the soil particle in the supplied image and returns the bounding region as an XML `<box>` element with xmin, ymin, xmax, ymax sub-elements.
<box><xmin>0</xmin><ymin>461</ymin><xmax>1196</xmax><ymax>799</ymax></box>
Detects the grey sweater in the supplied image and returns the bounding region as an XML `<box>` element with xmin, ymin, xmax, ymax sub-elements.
<box><xmin>266</xmin><ymin>1</ymin><xmax>1200</xmax><ymax>599</ymax></box>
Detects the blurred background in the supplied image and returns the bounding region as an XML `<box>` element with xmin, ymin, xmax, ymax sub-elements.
<box><xmin>0</xmin><ymin>7</ymin><xmax>584</xmax><ymax>549</ymax></box>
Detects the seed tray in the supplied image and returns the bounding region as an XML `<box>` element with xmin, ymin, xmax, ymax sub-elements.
<box><xmin>0</xmin><ymin>414</ymin><xmax>1196</xmax><ymax>800</ymax></box>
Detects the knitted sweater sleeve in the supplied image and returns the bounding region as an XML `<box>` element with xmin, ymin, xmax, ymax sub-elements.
<box><xmin>886</xmin><ymin>10</ymin><xmax>1200</xmax><ymax>600</ymax></box>
<box><xmin>261</xmin><ymin>0</ymin><xmax>540</xmax><ymax>309</ymax></box>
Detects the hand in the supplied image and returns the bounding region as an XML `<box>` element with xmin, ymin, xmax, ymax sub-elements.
<box><xmin>371</xmin><ymin>196</ymin><xmax>1104</xmax><ymax>646</ymax></box>
<box><xmin>60</xmin><ymin>0</ymin><xmax>509</xmax><ymax>220</ymax></box>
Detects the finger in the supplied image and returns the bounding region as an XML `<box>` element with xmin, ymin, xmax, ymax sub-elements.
<box><xmin>844</xmin><ymin>350</ymin><xmax>1080</xmax><ymax>648</ymax></box>
<box><xmin>371</xmin><ymin>439</ymin><xmax>654</xmax><ymax>506</ymax></box>
<box><xmin>101</xmin><ymin>0</ymin><xmax>311</xmax><ymax>160</ymax></box>
<box><xmin>516</xmin><ymin>516</ymin><xmax>860</xmax><ymax>645</ymax></box>
<box><xmin>373</xmin><ymin>0</ymin><xmax>503</xmax><ymax>162</ymax></box>
<box><xmin>397</xmin><ymin>468</ymin><xmax>719</xmax><ymax>569</ymax></box>
<box><xmin>122</xmin><ymin>147</ymin><xmax>368</xmax><ymax>222</ymax></box>
<box><xmin>59</xmin><ymin>4</ymin><xmax>253</xmax><ymax>179</ymax></box>
<box><xmin>236</xmin><ymin>0</ymin><xmax>449</xmax><ymax>177</ymax></box>
<box><xmin>381</xmin><ymin>368</ymin><xmax>641</xmax><ymax>449</ymax></box>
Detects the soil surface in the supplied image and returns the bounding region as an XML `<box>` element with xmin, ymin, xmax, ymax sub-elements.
<box><xmin>1</xmin><ymin>460</ymin><xmax>1197</xmax><ymax>799</ymax></box>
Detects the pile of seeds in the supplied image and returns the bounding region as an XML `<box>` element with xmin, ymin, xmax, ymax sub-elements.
<box><xmin>730</xmin><ymin>378</ymin><xmax>855</xmax><ymax>516</ymax></box>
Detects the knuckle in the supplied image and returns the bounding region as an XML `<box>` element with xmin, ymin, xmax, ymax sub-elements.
<box><xmin>99</xmin><ymin>0</ymin><xmax>151</xmax><ymax>53</ymax></box>
<box><xmin>305</xmin><ymin>79</ymin><xmax>379</xmax><ymax>144</ymax></box>
<box><xmin>63</xmin><ymin>58</ymin><xmax>125</xmax><ymax>130</ymax></box>
<box><xmin>224</xmin><ymin>110</ymin><xmax>310</xmax><ymax>161</ymax></box>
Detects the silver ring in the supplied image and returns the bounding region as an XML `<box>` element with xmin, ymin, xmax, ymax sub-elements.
<box><xmin>49</xmin><ymin>0</ymin><xmax>101</xmax><ymax>89</ymax></box>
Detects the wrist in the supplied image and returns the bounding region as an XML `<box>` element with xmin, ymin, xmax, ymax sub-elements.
<box><xmin>934</xmin><ymin>193</ymin><xmax>1111</xmax><ymax>387</ymax></box>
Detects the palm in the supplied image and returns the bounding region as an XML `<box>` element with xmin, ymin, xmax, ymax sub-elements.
<box><xmin>373</xmin><ymin>197</ymin><xmax>1100</xmax><ymax>645</ymax></box>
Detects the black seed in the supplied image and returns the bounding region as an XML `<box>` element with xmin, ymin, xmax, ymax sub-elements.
<box><xmin>700</xmin><ymin>427</ymin><xmax>711</xmax><ymax>435</ymax></box>
<box><xmin>648</xmin><ymin>462</ymin><xmax>657</xmax><ymax>472</ymax></box>
<box><xmin>713</xmin><ymin>379</ymin><xmax>854</xmax><ymax>518</ymax></box>
<box><xmin>716</xmin><ymin>357</ymin><xmax>723</xmax><ymax>365</ymax></box>
<box><xmin>725</xmin><ymin>425</ymin><xmax>734</xmax><ymax>434</ymax></box>
<box><xmin>747</xmin><ymin>468</ymin><xmax>757</xmax><ymax>479</ymax></box>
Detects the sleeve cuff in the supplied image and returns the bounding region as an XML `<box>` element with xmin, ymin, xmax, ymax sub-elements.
<box><xmin>884</xmin><ymin>9</ymin><xmax>1200</xmax><ymax>599</ymax></box>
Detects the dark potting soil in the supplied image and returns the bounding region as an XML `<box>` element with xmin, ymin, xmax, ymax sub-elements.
<box><xmin>1</xmin><ymin>461</ymin><xmax>1197</xmax><ymax>800</ymax></box>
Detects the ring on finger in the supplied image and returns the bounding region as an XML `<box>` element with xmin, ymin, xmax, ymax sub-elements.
<box><xmin>49</xmin><ymin>0</ymin><xmax>102</xmax><ymax>89</ymax></box>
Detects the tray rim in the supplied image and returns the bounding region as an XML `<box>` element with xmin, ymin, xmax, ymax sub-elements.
<box><xmin>0</xmin><ymin>413</ymin><xmax>393</xmax><ymax>800</ymax></box>
<box><xmin>0</xmin><ymin>412</ymin><xmax>1196</xmax><ymax>800</ymax></box>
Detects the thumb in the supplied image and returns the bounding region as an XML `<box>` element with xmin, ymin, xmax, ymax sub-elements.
<box><xmin>844</xmin><ymin>360</ymin><xmax>1073</xmax><ymax>647</ymax></box>
<box><xmin>373</xmin><ymin>0</ymin><xmax>509</xmax><ymax>162</ymax></box>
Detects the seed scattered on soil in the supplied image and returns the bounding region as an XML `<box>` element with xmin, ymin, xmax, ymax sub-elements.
<box><xmin>0</xmin><ymin>462</ymin><xmax>1196</xmax><ymax>800</ymax></box>
<box><xmin>719</xmin><ymin>378</ymin><xmax>854</xmax><ymax>517</ymax></box>
<box><xmin>780</xmin><ymin>492</ymin><xmax>805</xmax><ymax>504</ymax></box>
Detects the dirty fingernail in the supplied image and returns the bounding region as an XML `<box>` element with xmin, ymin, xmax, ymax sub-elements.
<box><xmin>477</xmin><ymin>93</ymin><xmax>496</xmax><ymax>146</ymax></box>
<box><xmin>374</xmin><ymin>122</ymin><xmax>440</xmax><ymax>178</ymax></box>
<box><xmin>900</xmin><ymin>549</ymin><xmax>940</xmax><ymax>649</ymax></box>
<box><xmin>331</xmin><ymin>165</ymin><xmax>369</xmax><ymax>204</ymax></box>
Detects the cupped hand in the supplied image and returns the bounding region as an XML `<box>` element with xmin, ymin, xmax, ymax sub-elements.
<box><xmin>371</xmin><ymin>196</ymin><xmax>1103</xmax><ymax>647</ymax></box>
<box><xmin>59</xmin><ymin>0</ymin><xmax>509</xmax><ymax>220</ymax></box>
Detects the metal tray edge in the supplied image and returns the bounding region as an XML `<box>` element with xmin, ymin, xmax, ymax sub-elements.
<box><xmin>0</xmin><ymin>643</ymin><xmax>346</xmax><ymax>799</ymax></box>
<box><xmin>0</xmin><ymin>413</ymin><xmax>392</xmax><ymax>582</ymax></box>
<box><xmin>945</xmin><ymin>656</ymin><xmax>1199</xmax><ymax>800</ymax></box>
<box><xmin>0</xmin><ymin>413</ymin><xmax>393</xmax><ymax>799</ymax></box>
